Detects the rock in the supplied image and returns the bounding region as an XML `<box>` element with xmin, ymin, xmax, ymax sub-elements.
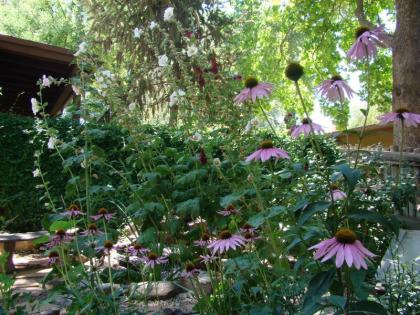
<box><xmin>179</xmin><ymin>272</ymin><xmax>212</xmax><ymax>295</ymax></box>
<box><xmin>39</xmin><ymin>310</ymin><xmax>60</xmax><ymax>315</ymax></box>
<box><xmin>100</xmin><ymin>283</ymin><xmax>121</xmax><ymax>294</ymax></box>
<box><xmin>130</xmin><ymin>281</ymin><xmax>181</xmax><ymax>300</ymax></box>
<box><xmin>103</xmin><ymin>251</ymin><xmax>124</xmax><ymax>269</ymax></box>
<box><xmin>54</xmin><ymin>295</ymin><xmax>72</xmax><ymax>308</ymax></box>
<box><xmin>161</xmin><ymin>308</ymin><xmax>184</xmax><ymax>315</ymax></box>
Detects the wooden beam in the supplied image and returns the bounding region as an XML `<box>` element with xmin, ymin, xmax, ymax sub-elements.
<box><xmin>0</xmin><ymin>34</ymin><xmax>74</xmax><ymax>63</ymax></box>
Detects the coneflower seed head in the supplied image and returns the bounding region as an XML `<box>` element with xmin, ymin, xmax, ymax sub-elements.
<box><xmin>335</xmin><ymin>228</ymin><xmax>357</xmax><ymax>244</ymax></box>
<box><xmin>285</xmin><ymin>62</ymin><xmax>304</xmax><ymax>81</ymax></box>
<box><xmin>355</xmin><ymin>26</ymin><xmax>370</xmax><ymax>39</ymax></box>
<box><xmin>260</xmin><ymin>140</ymin><xmax>274</xmax><ymax>149</ymax></box>
<box><xmin>244</xmin><ymin>76</ymin><xmax>259</xmax><ymax>89</ymax></box>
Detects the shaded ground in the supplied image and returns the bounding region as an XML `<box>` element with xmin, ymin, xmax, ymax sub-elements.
<box><xmin>6</xmin><ymin>252</ymin><xmax>198</xmax><ymax>314</ymax></box>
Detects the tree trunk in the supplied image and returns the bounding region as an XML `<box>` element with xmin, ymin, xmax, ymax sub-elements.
<box><xmin>393</xmin><ymin>0</ymin><xmax>420</xmax><ymax>150</ymax></box>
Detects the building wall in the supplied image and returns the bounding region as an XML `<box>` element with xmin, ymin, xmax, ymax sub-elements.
<box><xmin>335</xmin><ymin>125</ymin><xmax>394</xmax><ymax>148</ymax></box>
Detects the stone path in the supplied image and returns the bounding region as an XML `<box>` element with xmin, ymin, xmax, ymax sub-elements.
<box><xmin>6</xmin><ymin>252</ymin><xmax>201</xmax><ymax>314</ymax></box>
<box><xmin>8</xmin><ymin>253</ymin><xmax>63</xmax><ymax>314</ymax></box>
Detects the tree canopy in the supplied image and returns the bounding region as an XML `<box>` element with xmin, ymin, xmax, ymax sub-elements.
<box><xmin>0</xmin><ymin>0</ymin><xmax>395</xmax><ymax>131</ymax></box>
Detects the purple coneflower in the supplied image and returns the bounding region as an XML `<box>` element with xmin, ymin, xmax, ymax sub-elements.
<box><xmin>207</xmin><ymin>230</ymin><xmax>246</xmax><ymax>255</ymax></box>
<box><xmin>97</xmin><ymin>240</ymin><xmax>114</xmax><ymax>255</ymax></box>
<box><xmin>244</xmin><ymin>232</ymin><xmax>262</xmax><ymax>243</ymax></box>
<box><xmin>234</xmin><ymin>76</ymin><xmax>273</xmax><ymax>105</ymax></box>
<box><xmin>80</xmin><ymin>223</ymin><xmax>104</xmax><ymax>237</ymax></box>
<box><xmin>217</xmin><ymin>204</ymin><xmax>240</xmax><ymax>217</ymax></box>
<box><xmin>240</xmin><ymin>223</ymin><xmax>257</xmax><ymax>234</ymax></box>
<box><xmin>309</xmin><ymin>228</ymin><xmax>376</xmax><ymax>270</ymax></box>
<box><xmin>62</xmin><ymin>204</ymin><xmax>85</xmax><ymax>218</ymax></box>
<box><xmin>128</xmin><ymin>243</ymin><xmax>150</xmax><ymax>256</ymax></box>
<box><xmin>330</xmin><ymin>188</ymin><xmax>347</xmax><ymax>201</ymax></box>
<box><xmin>233</xmin><ymin>74</ymin><xmax>242</xmax><ymax>81</ymax></box>
<box><xmin>44</xmin><ymin>229</ymin><xmax>73</xmax><ymax>249</ymax></box>
<box><xmin>114</xmin><ymin>242</ymin><xmax>130</xmax><ymax>256</ymax></box>
<box><xmin>141</xmin><ymin>252</ymin><xmax>169</xmax><ymax>268</ymax></box>
<box><xmin>46</xmin><ymin>251</ymin><xmax>60</xmax><ymax>266</ymax></box>
<box><xmin>377</xmin><ymin>108</ymin><xmax>420</xmax><ymax>127</ymax></box>
<box><xmin>200</xmin><ymin>254</ymin><xmax>216</xmax><ymax>263</ymax></box>
<box><xmin>246</xmin><ymin>140</ymin><xmax>290</xmax><ymax>162</ymax></box>
<box><xmin>291</xmin><ymin>118</ymin><xmax>324</xmax><ymax>138</ymax></box>
<box><xmin>347</xmin><ymin>26</ymin><xmax>390</xmax><ymax>60</ymax></box>
<box><xmin>317</xmin><ymin>75</ymin><xmax>355</xmax><ymax>102</ymax></box>
<box><xmin>180</xmin><ymin>262</ymin><xmax>200</xmax><ymax>279</ymax></box>
<box><xmin>194</xmin><ymin>233</ymin><xmax>211</xmax><ymax>247</ymax></box>
<box><xmin>91</xmin><ymin>207</ymin><xmax>115</xmax><ymax>222</ymax></box>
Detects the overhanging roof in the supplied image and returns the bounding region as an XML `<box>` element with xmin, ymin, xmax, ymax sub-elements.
<box><xmin>0</xmin><ymin>34</ymin><xmax>76</xmax><ymax>117</ymax></box>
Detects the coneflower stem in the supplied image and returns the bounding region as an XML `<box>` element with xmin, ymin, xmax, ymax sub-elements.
<box><xmin>353</xmin><ymin>51</ymin><xmax>371</xmax><ymax>168</ymax></box>
<box><xmin>397</xmin><ymin>121</ymin><xmax>405</xmax><ymax>185</ymax></box>
<box><xmin>257</xmin><ymin>101</ymin><xmax>278</xmax><ymax>139</ymax></box>
<box><xmin>294</xmin><ymin>81</ymin><xmax>337</xmax><ymax>218</ymax></box>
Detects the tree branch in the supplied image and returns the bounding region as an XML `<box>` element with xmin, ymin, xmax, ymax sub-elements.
<box><xmin>355</xmin><ymin>0</ymin><xmax>376</xmax><ymax>28</ymax></box>
<box><xmin>354</xmin><ymin>0</ymin><xmax>393</xmax><ymax>47</ymax></box>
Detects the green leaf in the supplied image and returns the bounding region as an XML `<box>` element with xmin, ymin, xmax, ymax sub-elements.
<box><xmin>349</xmin><ymin>211</ymin><xmax>399</xmax><ymax>235</ymax></box>
<box><xmin>33</xmin><ymin>235</ymin><xmax>49</xmax><ymax>245</ymax></box>
<box><xmin>349</xmin><ymin>270</ymin><xmax>368</xmax><ymax>300</ymax></box>
<box><xmin>250</xmin><ymin>305</ymin><xmax>272</xmax><ymax>315</ymax></box>
<box><xmin>278</xmin><ymin>170</ymin><xmax>292</xmax><ymax>179</ymax></box>
<box><xmin>302</xmin><ymin>268</ymin><xmax>336</xmax><ymax>315</ymax></box>
<box><xmin>266</xmin><ymin>205</ymin><xmax>286</xmax><ymax>218</ymax></box>
<box><xmin>220</xmin><ymin>191</ymin><xmax>246</xmax><ymax>207</ymax></box>
<box><xmin>298</xmin><ymin>201</ymin><xmax>330</xmax><ymax>225</ymax></box>
<box><xmin>138</xmin><ymin>227</ymin><xmax>157</xmax><ymax>245</ymax></box>
<box><xmin>248</xmin><ymin>213</ymin><xmax>266</xmax><ymax>228</ymax></box>
<box><xmin>325</xmin><ymin>295</ymin><xmax>346</xmax><ymax>309</ymax></box>
<box><xmin>360</xmin><ymin>109</ymin><xmax>368</xmax><ymax>117</ymax></box>
<box><xmin>286</xmin><ymin>228</ymin><xmax>320</xmax><ymax>252</ymax></box>
<box><xmin>49</xmin><ymin>221</ymin><xmax>73</xmax><ymax>232</ymax></box>
<box><xmin>175</xmin><ymin>169</ymin><xmax>207</xmax><ymax>187</ymax></box>
<box><xmin>89</xmin><ymin>185</ymin><xmax>115</xmax><ymax>195</ymax></box>
<box><xmin>293</xmin><ymin>198</ymin><xmax>309</xmax><ymax>212</ymax></box>
<box><xmin>334</xmin><ymin>164</ymin><xmax>361</xmax><ymax>190</ymax></box>
<box><xmin>175</xmin><ymin>198</ymin><xmax>200</xmax><ymax>217</ymax></box>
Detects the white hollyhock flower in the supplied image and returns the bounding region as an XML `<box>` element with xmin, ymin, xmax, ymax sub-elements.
<box><xmin>128</xmin><ymin>102</ymin><xmax>136</xmax><ymax>111</ymax></box>
<box><xmin>190</xmin><ymin>132</ymin><xmax>202</xmax><ymax>142</ymax></box>
<box><xmin>213</xmin><ymin>158</ymin><xmax>221</xmax><ymax>167</ymax></box>
<box><xmin>33</xmin><ymin>169</ymin><xmax>41</xmax><ymax>178</ymax></box>
<box><xmin>163</xmin><ymin>7</ymin><xmax>174</xmax><ymax>21</ymax></box>
<box><xmin>169</xmin><ymin>89</ymin><xmax>186</xmax><ymax>107</ymax></box>
<box><xmin>102</xmin><ymin>70</ymin><xmax>113</xmax><ymax>79</ymax></box>
<box><xmin>149</xmin><ymin>21</ymin><xmax>158</xmax><ymax>29</ymax></box>
<box><xmin>133</xmin><ymin>27</ymin><xmax>142</xmax><ymax>38</ymax></box>
<box><xmin>75</xmin><ymin>41</ymin><xmax>87</xmax><ymax>56</ymax></box>
<box><xmin>186</xmin><ymin>45</ymin><xmax>199</xmax><ymax>57</ymax></box>
<box><xmin>31</xmin><ymin>98</ymin><xmax>41</xmax><ymax>115</ymax></box>
<box><xmin>42</xmin><ymin>75</ymin><xmax>51</xmax><ymax>87</ymax></box>
<box><xmin>47</xmin><ymin>137</ymin><xmax>58</xmax><ymax>149</ymax></box>
<box><xmin>158</xmin><ymin>54</ymin><xmax>169</xmax><ymax>67</ymax></box>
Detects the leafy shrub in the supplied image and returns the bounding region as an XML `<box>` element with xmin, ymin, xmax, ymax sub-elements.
<box><xmin>0</xmin><ymin>113</ymin><xmax>129</xmax><ymax>232</ymax></box>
